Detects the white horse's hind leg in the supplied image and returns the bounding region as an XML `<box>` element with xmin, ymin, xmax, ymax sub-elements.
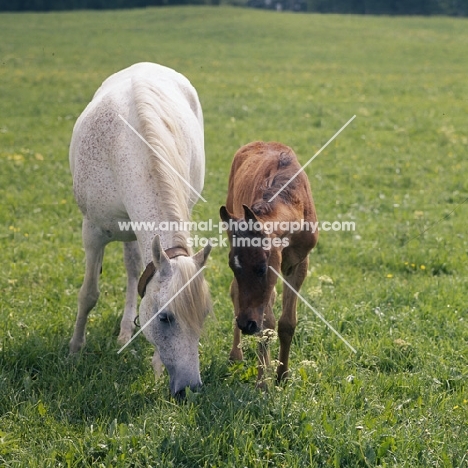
<box><xmin>69</xmin><ymin>219</ymin><xmax>106</xmax><ymax>354</ymax></box>
<box><xmin>117</xmin><ymin>241</ymin><xmax>142</xmax><ymax>346</ymax></box>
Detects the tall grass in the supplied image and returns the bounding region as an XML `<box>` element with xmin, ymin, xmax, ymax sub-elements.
<box><xmin>0</xmin><ymin>7</ymin><xmax>467</xmax><ymax>467</ymax></box>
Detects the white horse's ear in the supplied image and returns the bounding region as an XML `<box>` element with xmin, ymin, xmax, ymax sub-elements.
<box><xmin>152</xmin><ymin>235</ymin><xmax>171</xmax><ymax>276</ymax></box>
<box><xmin>193</xmin><ymin>241</ymin><xmax>211</xmax><ymax>269</ymax></box>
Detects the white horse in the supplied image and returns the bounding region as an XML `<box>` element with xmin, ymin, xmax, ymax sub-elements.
<box><xmin>69</xmin><ymin>62</ymin><xmax>212</xmax><ymax>397</ymax></box>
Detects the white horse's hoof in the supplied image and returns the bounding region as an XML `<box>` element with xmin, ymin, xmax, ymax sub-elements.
<box><xmin>117</xmin><ymin>330</ymin><xmax>133</xmax><ymax>346</ymax></box>
<box><xmin>69</xmin><ymin>339</ymin><xmax>84</xmax><ymax>354</ymax></box>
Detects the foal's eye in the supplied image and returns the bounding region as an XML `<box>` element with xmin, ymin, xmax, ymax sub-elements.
<box><xmin>255</xmin><ymin>264</ymin><xmax>267</xmax><ymax>277</ymax></box>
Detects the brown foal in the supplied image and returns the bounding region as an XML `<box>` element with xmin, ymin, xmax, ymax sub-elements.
<box><xmin>220</xmin><ymin>141</ymin><xmax>318</xmax><ymax>385</ymax></box>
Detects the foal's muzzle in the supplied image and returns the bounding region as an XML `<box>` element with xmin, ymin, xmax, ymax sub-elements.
<box><xmin>236</xmin><ymin>317</ymin><xmax>261</xmax><ymax>335</ymax></box>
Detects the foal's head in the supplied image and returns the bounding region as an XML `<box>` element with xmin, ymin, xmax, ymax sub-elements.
<box><xmin>139</xmin><ymin>235</ymin><xmax>211</xmax><ymax>397</ymax></box>
<box><xmin>220</xmin><ymin>205</ymin><xmax>279</xmax><ymax>335</ymax></box>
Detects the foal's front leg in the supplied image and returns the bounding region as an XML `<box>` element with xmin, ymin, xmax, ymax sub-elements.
<box><xmin>69</xmin><ymin>219</ymin><xmax>106</xmax><ymax>354</ymax></box>
<box><xmin>277</xmin><ymin>257</ymin><xmax>308</xmax><ymax>382</ymax></box>
<box><xmin>256</xmin><ymin>287</ymin><xmax>276</xmax><ymax>388</ymax></box>
<box><xmin>117</xmin><ymin>241</ymin><xmax>142</xmax><ymax>346</ymax></box>
<box><xmin>229</xmin><ymin>279</ymin><xmax>243</xmax><ymax>362</ymax></box>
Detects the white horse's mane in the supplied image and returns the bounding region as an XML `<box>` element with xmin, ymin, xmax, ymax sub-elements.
<box><xmin>169</xmin><ymin>256</ymin><xmax>212</xmax><ymax>336</ymax></box>
<box><xmin>132</xmin><ymin>77</ymin><xmax>192</xmax><ymax>250</ymax></box>
<box><xmin>133</xmin><ymin>76</ymin><xmax>209</xmax><ymax>333</ymax></box>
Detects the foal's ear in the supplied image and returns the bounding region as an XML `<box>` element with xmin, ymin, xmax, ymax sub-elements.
<box><xmin>219</xmin><ymin>205</ymin><xmax>233</xmax><ymax>223</ymax></box>
<box><xmin>193</xmin><ymin>241</ymin><xmax>212</xmax><ymax>269</ymax></box>
<box><xmin>242</xmin><ymin>204</ymin><xmax>258</xmax><ymax>223</ymax></box>
<box><xmin>151</xmin><ymin>235</ymin><xmax>171</xmax><ymax>276</ymax></box>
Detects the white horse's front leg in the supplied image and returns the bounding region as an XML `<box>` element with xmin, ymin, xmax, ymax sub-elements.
<box><xmin>117</xmin><ymin>241</ymin><xmax>142</xmax><ymax>346</ymax></box>
<box><xmin>70</xmin><ymin>219</ymin><xmax>106</xmax><ymax>354</ymax></box>
<box><xmin>152</xmin><ymin>349</ymin><xmax>164</xmax><ymax>379</ymax></box>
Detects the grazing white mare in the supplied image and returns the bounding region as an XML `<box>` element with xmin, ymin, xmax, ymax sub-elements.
<box><xmin>69</xmin><ymin>62</ymin><xmax>212</xmax><ymax>397</ymax></box>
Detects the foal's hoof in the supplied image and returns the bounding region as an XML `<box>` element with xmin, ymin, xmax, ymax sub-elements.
<box><xmin>276</xmin><ymin>366</ymin><xmax>290</xmax><ymax>384</ymax></box>
<box><xmin>228</xmin><ymin>349</ymin><xmax>243</xmax><ymax>362</ymax></box>
<box><xmin>255</xmin><ymin>379</ymin><xmax>269</xmax><ymax>392</ymax></box>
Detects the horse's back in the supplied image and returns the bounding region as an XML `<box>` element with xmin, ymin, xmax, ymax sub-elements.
<box><xmin>69</xmin><ymin>62</ymin><xmax>204</xmax><ymax>239</ymax></box>
<box><xmin>227</xmin><ymin>141</ymin><xmax>312</xmax><ymax>218</ymax></box>
<box><xmin>71</xmin><ymin>63</ymin><xmax>202</xmax><ymax>171</ymax></box>
<box><xmin>92</xmin><ymin>63</ymin><xmax>202</xmax><ymax>122</ymax></box>
<box><xmin>233</xmin><ymin>140</ymin><xmax>294</xmax><ymax>161</ymax></box>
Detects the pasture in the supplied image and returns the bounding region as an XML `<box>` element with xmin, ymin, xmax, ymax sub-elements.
<box><xmin>0</xmin><ymin>6</ymin><xmax>467</xmax><ymax>467</ymax></box>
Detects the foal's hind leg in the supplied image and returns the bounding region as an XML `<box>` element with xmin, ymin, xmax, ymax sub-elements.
<box><xmin>69</xmin><ymin>219</ymin><xmax>106</xmax><ymax>354</ymax></box>
<box><xmin>277</xmin><ymin>257</ymin><xmax>308</xmax><ymax>382</ymax></box>
<box><xmin>117</xmin><ymin>241</ymin><xmax>142</xmax><ymax>346</ymax></box>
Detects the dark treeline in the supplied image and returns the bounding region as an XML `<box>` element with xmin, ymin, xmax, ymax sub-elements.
<box><xmin>305</xmin><ymin>0</ymin><xmax>468</xmax><ymax>15</ymax></box>
<box><xmin>0</xmin><ymin>0</ymin><xmax>467</xmax><ymax>15</ymax></box>
<box><xmin>0</xmin><ymin>0</ymin><xmax>216</xmax><ymax>11</ymax></box>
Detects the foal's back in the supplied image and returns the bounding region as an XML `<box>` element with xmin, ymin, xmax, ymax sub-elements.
<box><xmin>226</xmin><ymin>141</ymin><xmax>316</xmax><ymax>225</ymax></box>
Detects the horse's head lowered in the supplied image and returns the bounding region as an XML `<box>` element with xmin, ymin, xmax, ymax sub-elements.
<box><xmin>139</xmin><ymin>235</ymin><xmax>211</xmax><ymax>397</ymax></box>
<box><xmin>220</xmin><ymin>204</ymin><xmax>280</xmax><ymax>335</ymax></box>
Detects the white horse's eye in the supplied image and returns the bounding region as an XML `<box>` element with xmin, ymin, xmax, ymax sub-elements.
<box><xmin>159</xmin><ymin>311</ymin><xmax>174</xmax><ymax>324</ymax></box>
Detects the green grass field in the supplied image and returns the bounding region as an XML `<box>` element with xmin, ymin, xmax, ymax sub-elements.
<box><xmin>1</xmin><ymin>6</ymin><xmax>467</xmax><ymax>467</ymax></box>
